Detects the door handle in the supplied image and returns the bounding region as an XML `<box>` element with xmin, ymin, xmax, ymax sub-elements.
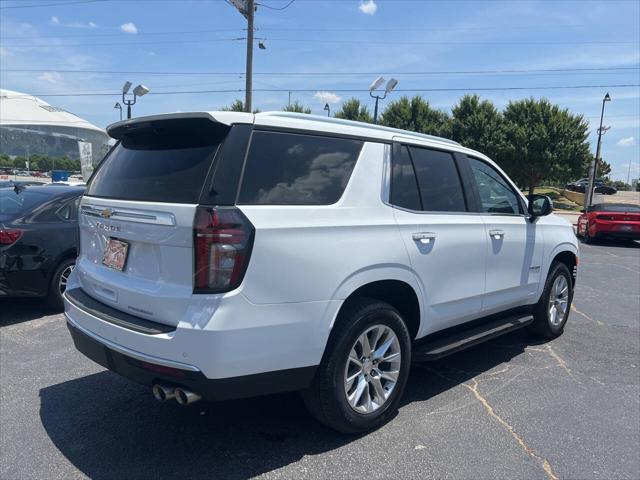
<box><xmin>412</xmin><ymin>232</ymin><xmax>437</xmax><ymax>244</ymax></box>
<box><xmin>489</xmin><ymin>229</ymin><xmax>505</xmax><ymax>239</ymax></box>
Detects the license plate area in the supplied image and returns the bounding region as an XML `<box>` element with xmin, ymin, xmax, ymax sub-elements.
<box><xmin>102</xmin><ymin>238</ymin><xmax>129</xmax><ymax>271</ymax></box>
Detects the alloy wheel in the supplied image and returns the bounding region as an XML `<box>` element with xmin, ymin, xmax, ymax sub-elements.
<box><xmin>344</xmin><ymin>324</ymin><xmax>401</xmax><ymax>414</ymax></box>
<box><xmin>59</xmin><ymin>264</ymin><xmax>75</xmax><ymax>295</ymax></box>
<box><xmin>548</xmin><ymin>275</ymin><xmax>569</xmax><ymax>326</ymax></box>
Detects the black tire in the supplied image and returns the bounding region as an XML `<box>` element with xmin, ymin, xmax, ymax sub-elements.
<box><xmin>46</xmin><ymin>258</ymin><xmax>75</xmax><ymax>310</ymax></box>
<box><xmin>583</xmin><ymin>224</ymin><xmax>593</xmax><ymax>244</ymax></box>
<box><xmin>528</xmin><ymin>262</ymin><xmax>573</xmax><ymax>340</ymax></box>
<box><xmin>302</xmin><ymin>298</ymin><xmax>412</xmax><ymax>434</ymax></box>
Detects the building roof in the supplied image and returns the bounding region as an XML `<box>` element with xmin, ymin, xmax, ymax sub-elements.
<box><xmin>0</xmin><ymin>89</ymin><xmax>105</xmax><ymax>134</ymax></box>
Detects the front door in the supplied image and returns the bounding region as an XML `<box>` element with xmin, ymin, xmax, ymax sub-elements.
<box><xmin>465</xmin><ymin>156</ymin><xmax>544</xmax><ymax>312</ymax></box>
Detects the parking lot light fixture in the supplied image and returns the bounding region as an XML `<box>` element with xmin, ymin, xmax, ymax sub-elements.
<box><xmin>369</xmin><ymin>76</ymin><xmax>398</xmax><ymax>124</ymax></box>
<box><xmin>122</xmin><ymin>82</ymin><xmax>150</xmax><ymax>119</ymax></box>
<box><xmin>114</xmin><ymin>102</ymin><xmax>122</xmax><ymax>121</ymax></box>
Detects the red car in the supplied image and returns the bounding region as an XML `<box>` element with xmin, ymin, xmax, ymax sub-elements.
<box><xmin>577</xmin><ymin>203</ymin><xmax>640</xmax><ymax>243</ymax></box>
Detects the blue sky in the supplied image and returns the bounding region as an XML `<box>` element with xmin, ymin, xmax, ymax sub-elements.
<box><xmin>1</xmin><ymin>0</ymin><xmax>639</xmax><ymax>181</ymax></box>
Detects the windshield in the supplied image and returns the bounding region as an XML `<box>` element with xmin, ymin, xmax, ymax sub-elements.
<box><xmin>0</xmin><ymin>189</ymin><xmax>52</xmax><ymax>221</ymax></box>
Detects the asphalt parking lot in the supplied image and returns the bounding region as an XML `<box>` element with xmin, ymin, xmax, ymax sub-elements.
<box><xmin>1</xmin><ymin>240</ymin><xmax>639</xmax><ymax>480</ymax></box>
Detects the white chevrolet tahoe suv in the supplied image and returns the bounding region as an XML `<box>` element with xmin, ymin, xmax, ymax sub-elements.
<box><xmin>65</xmin><ymin>111</ymin><xmax>578</xmax><ymax>433</ymax></box>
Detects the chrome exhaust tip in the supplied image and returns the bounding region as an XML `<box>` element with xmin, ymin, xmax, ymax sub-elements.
<box><xmin>152</xmin><ymin>384</ymin><xmax>176</xmax><ymax>402</ymax></box>
<box><xmin>174</xmin><ymin>387</ymin><xmax>202</xmax><ymax>406</ymax></box>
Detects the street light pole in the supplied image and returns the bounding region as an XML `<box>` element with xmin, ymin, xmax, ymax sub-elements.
<box><xmin>244</xmin><ymin>0</ymin><xmax>254</xmax><ymax>113</ymax></box>
<box><xmin>371</xmin><ymin>93</ymin><xmax>383</xmax><ymax>124</ymax></box>
<box><xmin>585</xmin><ymin>93</ymin><xmax>611</xmax><ymax>209</ymax></box>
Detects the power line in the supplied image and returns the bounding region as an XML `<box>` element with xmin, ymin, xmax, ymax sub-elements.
<box><xmin>0</xmin><ymin>24</ymin><xmax>601</xmax><ymax>40</ymax></box>
<box><xmin>14</xmin><ymin>84</ymin><xmax>640</xmax><ymax>98</ymax></box>
<box><xmin>2</xmin><ymin>66</ymin><xmax>638</xmax><ymax>77</ymax></box>
<box><xmin>0</xmin><ymin>0</ymin><xmax>106</xmax><ymax>9</ymax></box>
<box><xmin>257</xmin><ymin>0</ymin><xmax>296</xmax><ymax>10</ymax></box>
<box><xmin>4</xmin><ymin>37</ymin><xmax>637</xmax><ymax>48</ymax></box>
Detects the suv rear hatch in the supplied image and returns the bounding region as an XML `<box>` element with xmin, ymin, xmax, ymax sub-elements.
<box><xmin>75</xmin><ymin>115</ymin><xmax>235</xmax><ymax>327</ymax></box>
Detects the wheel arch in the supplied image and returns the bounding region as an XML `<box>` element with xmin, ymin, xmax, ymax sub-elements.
<box><xmin>548</xmin><ymin>245</ymin><xmax>578</xmax><ymax>287</ymax></box>
<box><xmin>330</xmin><ymin>268</ymin><xmax>423</xmax><ymax>341</ymax></box>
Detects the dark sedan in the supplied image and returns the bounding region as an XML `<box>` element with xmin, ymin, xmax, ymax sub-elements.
<box><xmin>0</xmin><ymin>185</ymin><xmax>84</xmax><ymax>308</ymax></box>
<box><xmin>565</xmin><ymin>178</ymin><xmax>617</xmax><ymax>195</ymax></box>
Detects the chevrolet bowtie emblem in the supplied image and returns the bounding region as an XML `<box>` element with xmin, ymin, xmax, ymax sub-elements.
<box><xmin>101</xmin><ymin>208</ymin><xmax>114</xmax><ymax>219</ymax></box>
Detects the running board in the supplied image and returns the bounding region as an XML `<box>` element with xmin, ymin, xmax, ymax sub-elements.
<box><xmin>412</xmin><ymin>314</ymin><xmax>533</xmax><ymax>361</ymax></box>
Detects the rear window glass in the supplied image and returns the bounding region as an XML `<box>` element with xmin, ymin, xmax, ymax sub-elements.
<box><xmin>87</xmin><ymin>119</ymin><xmax>228</xmax><ymax>203</ymax></box>
<box><xmin>0</xmin><ymin>189</ymin><xmax>52</xmax><ymax>220</ymax></box>
<box><xmin>591</xmin><ymin>203</ymin><xmax>640</xmax><ymax>212</ymax></box>
<box><xmin>238</xmin><ymin>131</ymin><xmax>363</xmax><ymax>205</ymax></box>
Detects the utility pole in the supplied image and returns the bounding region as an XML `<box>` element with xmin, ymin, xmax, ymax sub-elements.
<box><xmin>244</xmin><ymin>0</ymin><xmax>254</xmax><ymax>113</ymax></box>
<box><xmin>585</xmin><ymin>93</ymin><xmax>611</xmax><ymax>209</ymax></box>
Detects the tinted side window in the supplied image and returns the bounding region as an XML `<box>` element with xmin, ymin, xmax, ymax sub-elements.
<box><xmin>409</xmin><ymin>147</ymin><xmax>466</xmax><ymax>212</ymax></box>
<box><xmin>390</xmin><ymin>145</ymin><xmax>421</xmax><ymax>210</ymax></box>
<box><xmin>468</xmin><ymin>157</ymin><xmax>522</xmax><ymax>215</ymax></box>
<box><xmin>238</xmin><ymin>131</ymin><xmax>363</xmax><ymax>205</ymax></box>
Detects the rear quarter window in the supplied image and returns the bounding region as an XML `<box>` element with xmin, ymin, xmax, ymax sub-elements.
<box><xmin>238</xmin><ymin>131</ymin><xmax>363</xmax><ymax>205</ymax></box>
<box><xmin>0</xmin><ymin>190</ymin><xmax>52</xmax><ymax>221</ymax></box>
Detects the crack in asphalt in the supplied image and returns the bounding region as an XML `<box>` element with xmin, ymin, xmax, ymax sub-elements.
<box><xmin>462</xmin><ymin>378</ymin><xmax>560</xmax><ymax>480</ymax></box>
<box><xmin>426</xmin><ymin>367</ymin><xmax>560</xmax><ymax>480</ymax></box>
<box><xmin>571</xmin><ymin>304</ymin><xmax>604</xmax><ymax>326</ymax></box>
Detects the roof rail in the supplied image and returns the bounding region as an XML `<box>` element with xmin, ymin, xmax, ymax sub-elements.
<box><xmin>257</xmin><ymin>111</ymin><xmax>460</xmax><ymax>146</ymax></box>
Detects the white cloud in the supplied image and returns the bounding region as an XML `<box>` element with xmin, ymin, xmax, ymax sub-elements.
<box><xmin>358</xmin><ymin>0</ymin><xmax>377</xmax><ymax>15</ymax></box>
<box><xmin>89</xmin><ymin>21</ymin><xmax>96</xmax><ymax>28</ymax></box>
<box><xmin>38</xmin><ymin>71</ymin><xmax>63</xmax><ymax>84</ymax></box>
<box><xmin>120</xmin><ymin>22</ymin><xmax>138</xmax><ymax>34</ymax></box>
<box><xmin>617</xmin><ymin>136</ymin><xmax>636</xmax><ymax>147</ymax></box>
<box><xmin>313</xmin><ymin>91</ymin><xmax>341</xmax><ymax>104</ymax></box>
<box><xmin>51</xmin><ymin>16</ymin><xmax>60</xmax><ymax>24</ymax></box>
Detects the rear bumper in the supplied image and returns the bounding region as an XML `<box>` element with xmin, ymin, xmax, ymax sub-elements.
<box><xmin>66</xmin><ymin>315</ymin><xmax>316</xmax><ymax>401</ymax></box>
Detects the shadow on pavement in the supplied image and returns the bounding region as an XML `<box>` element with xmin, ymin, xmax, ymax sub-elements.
<box><xmin>0</xmin><ymin>297</ymin><xmax>61</xmax><ymax>326</ymax></box>
<box><xmin>39</xmin><ymin>330</ymin><xmax>529</xmax><ymax>480</ymax></box>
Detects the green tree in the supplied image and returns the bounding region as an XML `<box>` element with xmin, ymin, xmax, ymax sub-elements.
<box><xmin>450</xmin><ymin>94</ymin><xmax>504</xmax><ymax>160</ymax></box>
<box><xmin>610</xmin><ymin>180</ymin><xmax>630</xmax><ymax>191</ymax></box>
<box><xmin>334</xmin><ymin>98</ymin><xmax>373</xmax><ymax>123</ymax></box>
<box><xmin>379</xmin><ymin>95</ymin><xmax>451</xmax><ymax>137</ymax></box>
<box><xmin>597</xmin><ymin>159</ymin><xmax>612</xmax><ymax>179</ymax></box>
<box><xmin>500</xmin><ymin>98</ymin><xmax>591</xmax><ymax>196</ymax></box>
<box><xmin>282</xmin><ymin>101</ymin><xmax>311</xmax><ymax>114</ymax></box>
<box><xmin>220</xmin><ymin>99</ymin><xmax>260</xmax><ymax>113</ymax></box>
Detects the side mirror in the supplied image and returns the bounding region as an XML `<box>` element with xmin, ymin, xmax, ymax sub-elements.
<box><xmin>527</xmin><ymin>194</ymin><xmax>553</xmax><ymax>219</ymax></box>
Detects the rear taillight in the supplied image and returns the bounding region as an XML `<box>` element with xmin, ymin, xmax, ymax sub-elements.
<box><xmin>193</xmin><ymin>206</ymin><xmax>254</xmax><ymax>293</ymax></box>
<box><xmin>0</xmin><ymin>228</ymin><xmax>23</xmax><ymax>245</ymax></box>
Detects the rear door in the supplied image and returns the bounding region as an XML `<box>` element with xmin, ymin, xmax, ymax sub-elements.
<box><xmin>464</xmin><ymin>155</ymin><xmax>544</xmax><ymax>312</ymax></box>
<box><xmin>75</xmin><ymin>117</ymin><xmax>234</xmax><ymax>327</ymax></box>
<box><xmin>390</xmin><ymin>142</ymin><xmax>487</xmax><ymax>334</ymax></box>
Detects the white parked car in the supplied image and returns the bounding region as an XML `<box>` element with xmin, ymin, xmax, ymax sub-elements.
<box><xmin>65</xmin><ymin>112</ymin><xmax>578</xmax><ymax>433</ymax></box>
